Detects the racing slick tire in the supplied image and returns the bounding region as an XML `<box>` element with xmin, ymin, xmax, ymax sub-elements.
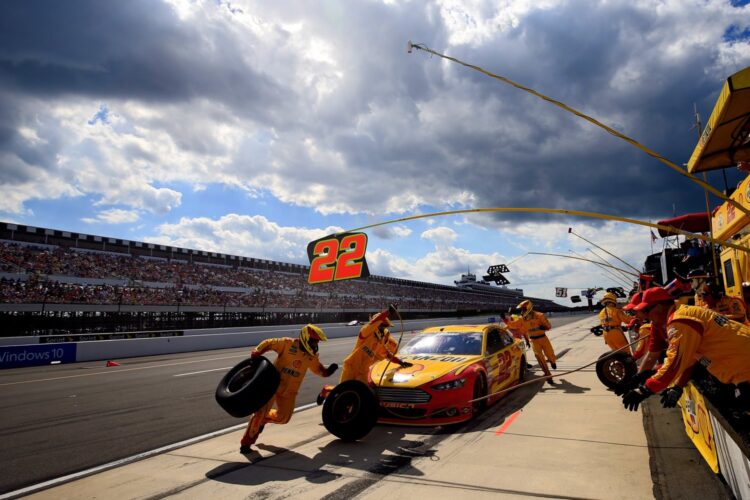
<box><xmin>472</xmin><ymin>374</ymin><xmax>488</xmax><ymax>414</ymax></box>
<box><xmin>595</xmin><ymin>351</ymin><xmax>636</xmax><ymax>390</ymax></box>
<box><xmin>215</xmin><ymin>356</ymin><xmax>280</xmax><ymax>418</ymax></box>
<box><xmin>322</xmin><ymin>380</ymin><xmax>379</xmax><ymax>442</ymax></box>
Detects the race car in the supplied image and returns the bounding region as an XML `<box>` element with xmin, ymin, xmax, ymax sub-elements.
<box><xmin>369</xmin><ymin>323</ymin><xmax>526</xmax><ymax>425</ymax></box>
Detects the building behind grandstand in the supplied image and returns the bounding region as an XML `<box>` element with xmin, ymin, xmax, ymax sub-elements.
<box><xmin>0</xmin><ymin>222</ymin><xmax>568</xmax><ymax>335</ymax></box>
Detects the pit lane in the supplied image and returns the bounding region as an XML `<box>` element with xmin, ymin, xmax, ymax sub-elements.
<box><xmin>3</xmin><ymin>314</ymin><xmax>730</xmax><ymax>499</ymax></box>
<box><xmin>0</xmin><ymin>314</ymin><xmax>585</xmax><ymax>495</ymax></box>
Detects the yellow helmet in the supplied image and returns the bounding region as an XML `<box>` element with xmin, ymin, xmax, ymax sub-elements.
<box><xmin>517</xmin><ymin>300</ymin><xmax>533</xmax><ymax>318</ymax></box>
<box><xmin>299</xmin><ymin>324</ymin><xmax>327</xmax><ymax>355</ymax></box>
<box><xmin>600</xmin><ymin>292</ymin><xmax>617</xmax><ymax>306</ymax></box>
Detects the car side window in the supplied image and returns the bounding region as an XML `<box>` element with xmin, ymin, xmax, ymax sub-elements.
<box><xmin>485</xmin><ymin>329</ymin><xmax>503</xmax><ymax>354</ymax></box>
<box><xmin>500</xmin><ymin>331</ymin><xmax>515</xmax><ymax>347</ymax></box>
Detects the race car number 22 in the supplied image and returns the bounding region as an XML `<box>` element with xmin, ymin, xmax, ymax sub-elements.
<box><xmin>307</xmin><ymin>232</ymin><xmax>370</xmax><ymax>284</ymax></box>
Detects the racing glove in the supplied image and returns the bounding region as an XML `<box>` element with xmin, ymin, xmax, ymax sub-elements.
<box><xmin>325</xmin><ymin>363</ymin><xmax>338</xmax><ymax>377</ymax></box>
<box><xmin>613</xmin><ymin>369</ymin><xmax>655</xmax><ymax>396</ymax></box>
<box><xmin>622</xmin><ymin>385</ymin><xmax>653</xmax><ymax>411</ymax></box>
<box><xmin>388</xmin><ymin>303</ymin><xmax>399</xmax><ymax>316</ymax></box>
<box><xmin>660</xmin><ymin>386</ymin><xmax>683</xmax><ymax>408</ymax></box>
<box><xmin>590</xmin><ymin>326</ymin><xmax>604</xmax><ymax>337</ymax></box>
<box><xmin>399</xmin><ymin>361</ymin><xmax>413</xmax><ymax>368</ymax></box>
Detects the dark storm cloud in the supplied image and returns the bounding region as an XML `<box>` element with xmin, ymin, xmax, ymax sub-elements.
<box><xmin>0</xmin><ymin>0</ymin><xmax>747</xmax><ymax>223</ymax></box>
<box><xmin>285</xmin><ymin>0</ymin><xmax>747</xmax><ymax>223</ymax></box>
<box><xmin>0</xmin><ymin>0</ymin><xmax>286</xmax><ymax>117</ymax></box>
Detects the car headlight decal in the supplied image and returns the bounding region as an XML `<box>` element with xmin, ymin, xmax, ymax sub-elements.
<box><xmin>431</xmin><ymin>378</ymin><xmax>467</xmax><ymax>391</ymax></box>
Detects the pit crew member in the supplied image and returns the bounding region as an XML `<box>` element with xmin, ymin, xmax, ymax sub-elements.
<box><xmin>240</xmin><ymin>324</ymin><xmax>337</xmax><ymax>453</ymax></box>
<box><xmin>620</xmin><ymin>287</ymin><xmax>750</xmax><ymax>411</ymax></box>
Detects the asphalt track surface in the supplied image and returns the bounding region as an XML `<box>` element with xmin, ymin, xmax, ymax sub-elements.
<box><xmin>0</xmin><ymin>313</ymin><xmax>588</xmax><ymax>494</ymax></box>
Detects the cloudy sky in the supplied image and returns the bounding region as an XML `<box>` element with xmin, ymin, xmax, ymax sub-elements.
<box><xmin>1</xmin><ymin>0</ymin><xmax>749</xmax><ymax>304</ymax></box>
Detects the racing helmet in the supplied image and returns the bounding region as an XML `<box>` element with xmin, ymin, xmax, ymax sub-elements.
<box><xmin>600</xmin><ymin>292</ymin><xmax>617</xmax><ymax>306</ymax></box>
<box><xmin>299</xmin><ymin>324</ymin><xmax>327</xmax><ymax>355</ymax></box>
<box><xmin>517</xmin><ymin>300</ymin><xmax>533</xmax><ymax>318</ymax></box>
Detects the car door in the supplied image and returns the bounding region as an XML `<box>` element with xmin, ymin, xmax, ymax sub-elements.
<box><xmin>484</xmin><ymin>327</ymin><xmax>505</xmax><ymax>393</ymax></box>
<box><xmin>492</xmin><ymin>330</ymin><xmax>518</xmax><ymax>392</ymax></box>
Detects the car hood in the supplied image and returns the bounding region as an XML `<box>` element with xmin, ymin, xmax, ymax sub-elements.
<box><xmin>371</xmin><ymin>354</ymin><xmax>482</xmax><ymax>388</ymax></box>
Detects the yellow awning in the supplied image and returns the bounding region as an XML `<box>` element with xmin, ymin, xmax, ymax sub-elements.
<box><xmin>687</xmin><ymin>66</ymin><xmax>750</xmax><ymax>173</ymax></box>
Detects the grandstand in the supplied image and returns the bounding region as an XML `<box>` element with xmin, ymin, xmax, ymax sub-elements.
<box><xmin>0</xmin><ymin>222</ymin><xmax>568</xmax><ymax>335</ymax></box>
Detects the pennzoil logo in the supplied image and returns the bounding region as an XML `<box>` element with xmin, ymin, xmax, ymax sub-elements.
<box><xmin>409</xmin><ymin>354</ymin><xmax>467</xmax><ymax>362</ymax></box>
<box><xmin>281</xmin><ymin>367</ymin><xmax>301</xmax><ymax>377</ymax></box>
<box><xmin>380</xmin><ymin>402</ymin><xmax>417</xmax><ymax>408</ymax></box>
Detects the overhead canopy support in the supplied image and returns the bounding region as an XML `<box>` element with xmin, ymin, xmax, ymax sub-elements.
<box><xmin>657</xmin><ymin>212</ymin><xmax>711</xmax><ymax>237</ymax></box>
<box><xmin>687</xmin><ymin>66</ymin><xmax>750</xmax><ymax>173</ymax></box>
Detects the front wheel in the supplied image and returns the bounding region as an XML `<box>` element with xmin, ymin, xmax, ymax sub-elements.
<box><xmin>518</xmin><ymin>355</ymin><xmax>527</xmax><ymax>382</ymax></box>
<box><xmin>472</xmin><ymin>375</ymin><xmax>488</xmax><ymax>415</ymax></box>
<box><xmin>322</xmin><ymin>380</ymin><xmax>379</xmax><ymax>442</ymax></box>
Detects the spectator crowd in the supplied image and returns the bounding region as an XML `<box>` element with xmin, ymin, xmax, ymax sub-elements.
<box><xmin>0</xmin><ymin>241</ymin><xmax>527</xmax><ymax>311</ymax></box>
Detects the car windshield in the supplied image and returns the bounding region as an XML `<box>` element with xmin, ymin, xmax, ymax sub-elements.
<box><xmin>400</xmin><ymin>332</ymin><xmax>483</xmax><ymax>355</ymax></box>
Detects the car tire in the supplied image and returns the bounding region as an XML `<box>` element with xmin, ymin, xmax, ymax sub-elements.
<box><xmin>472</xmin><ymin>374</ymin><xmax>488</xmax><ymax>414</ymax></box>
<box><xmin>215</xmin><ymin>356</ymin><xmax>280</xmax><ymax>418</ymax></box>
<box><xmin>322</xmin><ymin>380</ymin><xmax>379</xmax><ymax>442</ymax></box>
<box><xmin>595</xmin><ymin>351</ymin><xmax>636</xmax><ymax>389</ymax></box>
<box><xmin>519</xmin><ymin>355</ymin><xmax>527</xmax><ymax>381</ymax></box>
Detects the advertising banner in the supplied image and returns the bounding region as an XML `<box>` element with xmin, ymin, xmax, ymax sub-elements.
<box><xmin>680</xmin><ymin>381</ymin><xmax>719</xmax><ymax>473</ymax></box>
<box><xmin>0</xmin><ymin>343</ymin><xmax>77</xmax><ymax>369</ymax></box>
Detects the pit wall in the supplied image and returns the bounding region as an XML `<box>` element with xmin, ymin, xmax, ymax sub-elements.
<box><xmin>0</xmin><ymin>325</ymin><xmax>362</xmax><ymax>369</ymax></box>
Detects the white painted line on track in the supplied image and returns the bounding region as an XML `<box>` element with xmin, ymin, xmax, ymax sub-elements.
<box><xmin>173</xmin><ymin>367</ymin><xmax>232</xmax><ymax>377</ymax></box>
<box><xmin>0</xmin><ymin>402</ymin><xmax>319</xmax><ymax>500</ymax></box>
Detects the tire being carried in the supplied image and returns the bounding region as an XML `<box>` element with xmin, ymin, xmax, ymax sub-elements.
<box><xmin>215</xmin><ymin>356</ymin><xmax>280</xmax><ymax>418</ymax></box>
<box><xmin>322</xmin><ymin>380</ymin><xmax>379</xmax><ymax>442</ymax></box>
<box><xmin>595</xmin><ymin>351</ymin><xmax>636</xmax><ymax>389</ymax></box>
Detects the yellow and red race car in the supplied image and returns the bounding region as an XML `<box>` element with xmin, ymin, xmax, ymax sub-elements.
<box><xmin>369</xmin><ymin>324</ymin><xmax>526</xmax><ymax>425</ymax></box>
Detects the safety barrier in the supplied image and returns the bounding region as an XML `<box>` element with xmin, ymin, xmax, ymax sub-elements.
<box><xmin>679</xmin><ymin>381</ymin><xmax>750</xmax><ymax>499</ymax></box>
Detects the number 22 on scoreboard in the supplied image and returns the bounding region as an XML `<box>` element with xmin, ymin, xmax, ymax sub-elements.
<box><xmin>307</xmin><ymin>232</ymin><xmax>370</xmax><ymax>284</ymax></box>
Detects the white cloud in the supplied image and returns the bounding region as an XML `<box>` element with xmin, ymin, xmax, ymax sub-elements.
<box><xmin>421</xmin><ymin>226</ymin><xmax>458</xmax><ymax>246</ymax></box>
<box><xmin>82</xmin><ymin>208</ymin><xmax>140</xmax><ymax>224</ymax></box>
<box><xmin>144</xmin><ymin>214</ymin><xmax>343</xmax><ymax>262</ymax></box>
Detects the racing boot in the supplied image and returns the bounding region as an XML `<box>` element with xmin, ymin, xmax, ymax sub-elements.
<box><xmin>239</xmin><ymin>425</ymin><xmax>265</xmax><ymax>453</ymax></box>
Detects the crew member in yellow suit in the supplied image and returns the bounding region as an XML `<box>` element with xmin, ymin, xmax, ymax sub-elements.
<box><xmin>340</xmin><ymin>304</ymin><xmax>412</xmax><ymax>383</ymax></box>
<box><xmin>240</xmin><ymin>324</ymin><xmax>337</xmax><ymax>453</ymax></box>
<box><xmin>504</xmin><ymin>300</ymin><xmax>557</xmax><ymax>384</ymax></box>
<box><xmin>620</xmin><ymin>287</ymin><xmax>750</xmax><ymax>411</ymax></box>
<box><xmin>694</xmin><ymin>279</ymin><xmax>748</xmax><ymax>324</ymax></box>
<box><xmin>598</xmin><ymin>292</ymin><xmax>631</xmax><ymax>352</ymax></box>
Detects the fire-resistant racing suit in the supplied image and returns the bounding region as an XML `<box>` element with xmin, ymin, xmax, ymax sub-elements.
<box><xmin>240</xmin><ymin>337</ymin><xmax>330</xmax><ymax>448</ymax></box>
<box><xmin>505</xmin><ymin>311</ymin><xmax>557</xmax><ymax>375</ymax></box>
<box><xmin>340</xmin><ymin>309</ymin><xmax>406</xmax><ymax>383</ymax></box>
<box><xmin>644</xmin><ymin>305</ymin><xmax>750</xmax><ymax>394</ymax></box>
<box><xmin>598</xmin><ymin>303</ymin><xmax>631</xmax><ymax>352</ymax></box>
<box><xmin>695</xmin><ymin>294</ymin><xmax>748</xmax><ymax>324</ymax></box>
